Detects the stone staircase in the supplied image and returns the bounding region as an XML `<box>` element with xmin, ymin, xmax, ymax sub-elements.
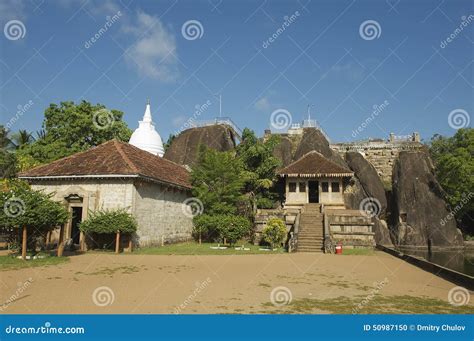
<box><xmin>297</xmin><ymin>204</ymin><xmax>324</xmax><ymax>252</ymax></box>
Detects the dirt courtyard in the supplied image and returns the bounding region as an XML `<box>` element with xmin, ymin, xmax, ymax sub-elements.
<box><xmin>0</xmin><ymin>251</ymin><xmax>472</xmax><ymax>314</ymax></box>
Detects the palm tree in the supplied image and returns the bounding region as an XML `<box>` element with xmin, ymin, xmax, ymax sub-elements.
<box><xmin>12</xmin><ymin>129</ymin><xmax>34</xmax><ymax>148</ymax></box>
<box><xmin>36</xmin><ymin>129</ymin><xmax>46</xmax><ymax>140</ymax></box>
<box><xmin>0</xmin><ymin>125</ymin><xmax>15</xmax><ymax>151</ymax></box>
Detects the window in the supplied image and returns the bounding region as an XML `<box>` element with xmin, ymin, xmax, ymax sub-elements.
<box><xmin>299</xmin><ymin>182</ymin><xmax>306</xmax><ymax>192</ymax></box>
<box><xmin>322</xmin><ymin>182</ymin><xmax>329</xmax><ymax>192</ymax></box>
<box><xmin>289</xmin><ymin>182</ymin><xmax>297</xmax><ymax>192</ymax></box>
<box><xmin>331</xmin><ymin>182</ymin><xmax>340</xmax><ymax>192</ymax></box>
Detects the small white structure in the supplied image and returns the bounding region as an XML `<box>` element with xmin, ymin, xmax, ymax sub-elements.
<box><xmin>129</xmin><ymin>101</ymin><xmax>165</xmax><ymax>157</ymax></box>
<box><xmin>278</xmin><ymin>151</ymin><xmax>354</xmax><ymax>207</ymax></box>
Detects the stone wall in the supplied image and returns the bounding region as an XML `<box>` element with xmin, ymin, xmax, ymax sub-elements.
<box><xmin>326</xmin><ymin>210</ymin><xmax>375</xmax><ymax>248</ymax></box>
<box><xmin>133</xmin><ymin>181</ymin><xmax>193</xmax><ymax>246</ymax></box>
<box><xmin>29</xmin><ymin>178</ymin><xmax>193</xmax><ymax>248</ymax></box>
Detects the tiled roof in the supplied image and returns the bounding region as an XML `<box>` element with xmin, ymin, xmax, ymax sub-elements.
<box><xmin>18</xmin><ymin>140</ymin><xmax>191</xmax><ymax>189</ymax></box>
<box><xmin>278</xmin><ymin>151</ymin><xmax>353</xmax><ymax>178</ymax></box>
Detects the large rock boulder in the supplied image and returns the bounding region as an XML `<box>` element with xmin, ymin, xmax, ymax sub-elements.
<box><xmin>345</xmin><ymin>152</ymin><xmax>387</xmax><ymax>217</ymax></box>
<box><xmin>272</xmin><ymin>135</ymin><xmax>294</xmax><ymax>168</ymax></box>
<box><xmin>293</xmin><ymin>128</ymin><xmax>346</xmax><ymax>167</ymax></box>
<box><xmin>164</xmin><ymin>125</ymin><xmax>237</xmax><ymax>167</ymax></box>
<box><xmin>373</xmin><ymin>218</ymin><xmax>393</xmax><ymax>246</ymax></box>
<box><xmin>391</xmin><ymin>151</ymin><xmax>463</xmax><ymax>248</ymax></box>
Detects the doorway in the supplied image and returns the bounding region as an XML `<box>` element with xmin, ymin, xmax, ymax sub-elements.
<box><xmin>71</xmin><ymin>207</ymin><xmax>82</xmax><ymax>245</ymax></box>
<box><xmin>308</xmin><ymin>181</ymin><xmax>319</xmax><ymax>203</ymax></box>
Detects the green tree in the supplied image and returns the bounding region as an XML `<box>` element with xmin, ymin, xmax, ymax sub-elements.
<box><xmin>12</xmin><ymin>130</ymin><xmax>34</xmax><ymax>148</ymax></box>
<box><xmin>262</xmin><ymin>218</ymin><xmax>287</xmax><ymax>249</ymax></box>
<box><xmin>80</xmin><ymin>209</ymin><xmax>137</xmax><ymax>253</ymax></box>
<box><xmin>0</xmin><ymin>179</ymin><xmax>68</xmax><ymax>259</ymax></box>
<box><xmin>236</xmin><ymin>128</ymin><xmax>281</xmax><ymax>209</ymax></box>
<box><xmin>191</xmin><ymin>147</ymin><xmax>246</xmax><ymax>215</ymax></box>
<box><xmin>0</xmin><ymin>126</ymin><xmax>17</xmax><ymax>178</ymax></box>
<box><xmin>17</xmin><ymin>101</ymin><xmax>132</xmax><ymax>167</ymax></box>
<box><xmin>164</xmin><ymin>134</ymin><xmax>176</xmax><ymax>151</ymax></box>
<box><xmin>430</xmin><ymin>128</ymin><xmax>474</xmax><ymax>234</ymax></box>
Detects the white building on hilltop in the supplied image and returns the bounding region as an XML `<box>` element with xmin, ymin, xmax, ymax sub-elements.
<box><xmin>129</xmin><ymin>101</ymin><xmax>165</xmax><ymax>157</ymax></box>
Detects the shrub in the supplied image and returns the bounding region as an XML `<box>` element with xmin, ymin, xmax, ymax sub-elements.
<box><xmin>79</xmin><ymin>209</ymin><xmax>137</xmax><ymax>234</ymax></box>
<box><xmin>262</xmin><ymin>218</ymin><xmax>287</xmax><ymax>249</ymax></box>
<box><xmin>193</xmin><ymin>214</ymin><xmax>251</xmax><ymax>245</ymax></box>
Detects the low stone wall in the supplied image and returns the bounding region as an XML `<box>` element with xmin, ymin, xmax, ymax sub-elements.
<box><xmin>254</xmin><ymin>209</ymin><xmax>295</xmax><ymax>245</ymax></box>
<box><xmin>326</xmin><ymin>210</ymin><xmax>375</xmax><ymax>248</ymax></box>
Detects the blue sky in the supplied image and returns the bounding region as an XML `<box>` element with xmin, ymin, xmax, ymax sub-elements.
<box><xmin>0</xmin><ymin>0</ymin><xmax>472</xmax><ymax>143</ymax></box>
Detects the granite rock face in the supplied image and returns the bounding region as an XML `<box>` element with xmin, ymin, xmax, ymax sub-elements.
<box><xmin>391</xmin><ymin>151</ymin><xmax>463</xmax><ymax>248</ymax></box>
<box><xmin>293</xmin><ymin>128</ymin><xmax>347</xmax><ymax>167</ymax></box>
<box><xmin>164</xmin><ymin>125</ymin><xmax>237</xmax><ymax>167</ymax></box>
<box><xmin>373</xmin><ymin>217</ymin><xmax>393</xmax><ymax>246</ymax></box>
<box><xmin>345</xmin><ymin>152</ymin><xmax>387</xmax><ymax>217</ymax></box>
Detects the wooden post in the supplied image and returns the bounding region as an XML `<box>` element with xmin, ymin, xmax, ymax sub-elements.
<box><xmin>128</xmin><ymin>238</ymin><xmax>133</xmax><ymax>253</ymax></box>
<box><xmin>21</xmin><ymin>226</ymin><xmax>27</xmax><ymax>260</ymax></box>
<box><xmin>57</xmin><ymin>225</ymin><xmax>64</xmax><ymax>257</ymax></box>
<box><xmin>115</xmin><ymin>231</ymin><xmax>120</xmax><ymax>254</ymax></box>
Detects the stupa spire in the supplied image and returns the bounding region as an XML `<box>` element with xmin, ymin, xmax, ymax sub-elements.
<box><xmin>128</xmin><ymin>100</ymin><xmax>165</xmax><ymax>157</ymax></box>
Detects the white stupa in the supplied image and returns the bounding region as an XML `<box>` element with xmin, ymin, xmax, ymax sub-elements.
<box><xmin>129</xmin><ymin>100</ymin><xmax>165</xmax><ymax>157</ymax></box>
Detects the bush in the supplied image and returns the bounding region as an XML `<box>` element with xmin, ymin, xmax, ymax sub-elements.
<box><xmin>193</xmin><ymin>214</ymin><xmax>251</xmax><ymax>245</ymax></box>
<box><xmin>80</xmin><ymin>209</ymin><xmax>137</xmax><ymax>234</ymax></box>
<box><xmin>262</xmin><ymin>218</ymin><xmax>287</xmax><ymax>249</ymax></box>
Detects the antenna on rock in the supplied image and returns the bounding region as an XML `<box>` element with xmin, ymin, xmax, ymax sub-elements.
<box><xmin>214</xmin><ymin>93</ymin><xmax>222</xmax><ymax>118</ymax></box>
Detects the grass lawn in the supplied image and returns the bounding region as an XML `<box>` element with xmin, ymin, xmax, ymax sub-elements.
<box><xmin>263</xmin><ymin>295</ymin><xmax>474</xmax><ymax>314</ymax></box>
<box><xmin>132</xmin><ymin>242</ymin><xmax>286</xmax><ymax>255</ymax></box>
<box><xmin>340</xmin><ymin>248</ymin><xmax>375</xmax><ymax>256</ymax></box>
<box><xmin>0</xmin><ymin>255</ymin><xmax>69</xmax><ymax>271</ymax></box>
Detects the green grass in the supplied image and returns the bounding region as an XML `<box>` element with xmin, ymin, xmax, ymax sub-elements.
<box><xmin>0</xmin><ymin>255</ymin><xmax>69</xmax><ymax>271</ymax></box>
<box><xmin>340</xmin><ymin>248</ymin><xmax>375</xmax><ymax>256</ymax></box>
<box><xmin>262</xmin><ymin>295</ymin><xmax>474</xmax><ymax>314</ymax></box>
<box><xmin>133</xmin><ymin>242</ymin><xmax>286</xmax><ymax>255</ymax></box>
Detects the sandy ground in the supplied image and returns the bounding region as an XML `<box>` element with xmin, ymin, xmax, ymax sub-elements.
<box><xmin>0</xmin><ymin>251</ymin><xmax>471</xmax><ymax>314</ymax></box>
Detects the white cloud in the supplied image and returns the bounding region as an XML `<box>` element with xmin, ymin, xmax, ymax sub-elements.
<box><xmin>329</xmin><ymin>62</ymin><xmax>365</xmax><ymax>81</ymax></box>
<box><xmin>123</xmin><ymin>11</ymin><xmax>178</xmax><ymax>82</ymax></box>
<box><xmin>0</xmin><ymin>0</ymin><xmax>26</xmax><ymax>21</ymax></box>
<box><xmin>254</xmin><ymin>97</ymin><xmax>271</xmax><ymax>111</ymax></box>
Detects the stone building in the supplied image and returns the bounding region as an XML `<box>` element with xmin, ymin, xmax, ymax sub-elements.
<box><xmin>278</xmin><ymin>151</ymin><xmax>353</xmax><ymax>207</ymax></box>
<box><xmin>18</xmin><ymin>103</ymin><xmax>193</xmax><ymax>250</ymax></box>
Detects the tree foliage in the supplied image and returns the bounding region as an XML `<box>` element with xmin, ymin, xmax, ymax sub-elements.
<box><xmin>193</xmin><ymin>214</ymin><xmax>251</xmax><ymax>245</ymax></box>
<box><xmin>17</xmin><ymin>101</ymin><xmax>132</xmax><ymax>167</ymax></box>
<box><xmin>0</xmin><ymin>126</ymin><xmax>17</xmax><ymax>178</ymax></box>
<box><xmin>262</xmin><ymin>218</ymin><xmax>287</xmax><ymax>249</ymax></box>
<box><xmin>0</xmin><ymin>179</ymin><xmax>68</xmax><ymax>232</ymax></box>
<box><xmin>80</xmin><ymin>209</ymin><xmax>137</xmax><ymax>234</ymax></box>
<box><xmin>191</xmin><ymin>147</ymin><xmax>246</xmax><ymax>215</ymax></box>
<box><xmin>236</xmin><ymin>128</ymin><xmax>281</xmax><ymax>209</ymax></box>
<box><xmin>430</xmin><ymin>128</ymin><xmax>473</xmax><ymax>232</ymax></box>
